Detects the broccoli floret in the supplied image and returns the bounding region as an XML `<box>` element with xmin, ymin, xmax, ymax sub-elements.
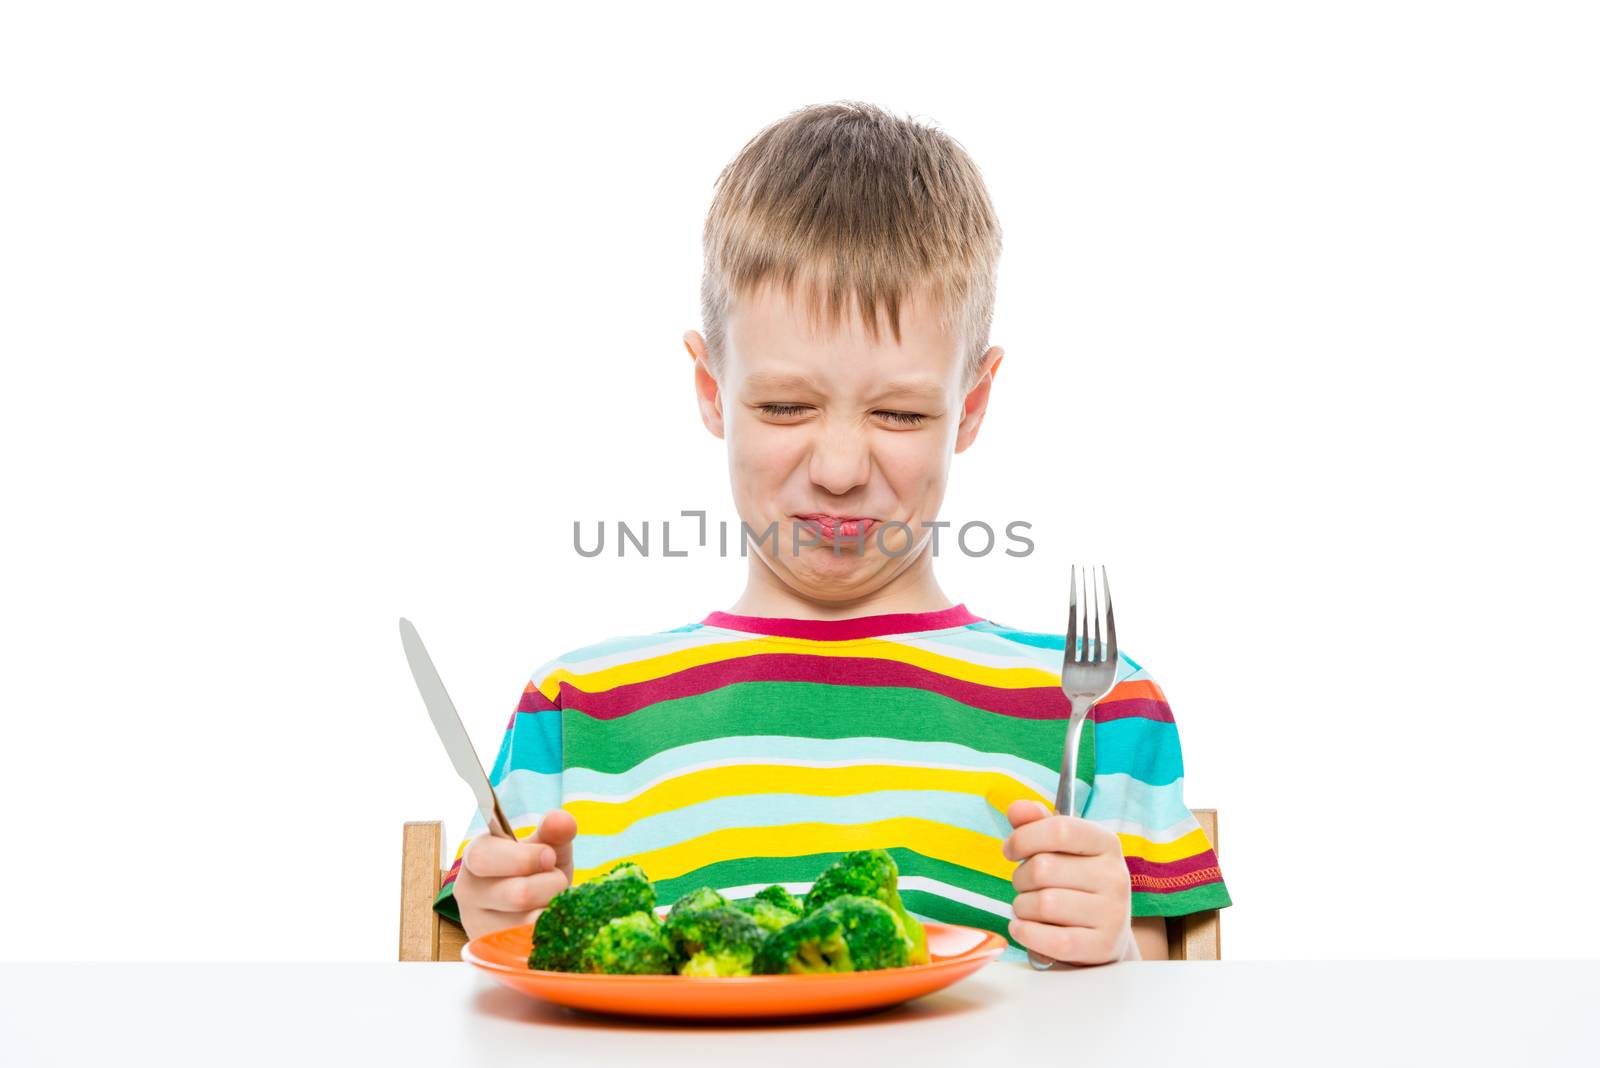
<box><xmin>662</xmin><ymin>905</ymin><xmax>767</xmax><ymax>976</ymax></box>
<box><xmin>754</xmin><ymin>895</ymin><xmax>908</xmax><ymax>974</ymax></box>
<box><xmin>529</xmin><ymin>869</ymin><xmax>656</xmax><ymax>971</ymax></box>
<box><xmin>666</xmin><ymin>885</ymin><xmax>727</xmax><ymax>920</ymax></box>
<box><xmin>803</xmin><ymin>849</ymin><xmax>928</xmax><ymax>965</ymax></box>
<box><xmin>603</xmin><ymin>861</ymin><xmax>649</xmax><ymax>883</ymax></box>
<box><xmin>752</xmin><ymin>884</ymin><xmax>804</xmax><ymax>915</ymax></box>
<box><xmin>732</xmin><ymin>897</ymin><xmax>800</xmax><ymax>933</ymax></box>
<box><xmin>579</xmin><ymin>911</ymin><xmax>675</xmax><ymax>975</ymax></box>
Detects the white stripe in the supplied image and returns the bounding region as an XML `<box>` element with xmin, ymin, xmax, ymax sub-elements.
<box><xmin>651</xmin><ymin>877</ymin><xmax>1010</xmax><ymax>921</ymax></box>
<box><xmin>539</xmin><ymin>628</ymin><xmax>736</xmax><ymax>677</ymax></box>
<box><xmin>1091</xmin><ymin>814</ymin><xmax>1200</xmax><ymax>844</ymax></box>
<box><xmin>903</xmin><ymin>635</ymin><xmax>1067</xmax><ymax>673</ymax></box>
<box><xmin>898</xmin><ymin>875</ymin><xmax>1012</xmax><ymax>918</ymax></box>
<box><xmin>708</xmin><ymin>881</ymin><xmax>814</xmax><ymax>901</ymax></box>
<box><xmin>560</xmin><ymin>756</ymin><xmax>1051</xmax><ymax>806</ymax></box>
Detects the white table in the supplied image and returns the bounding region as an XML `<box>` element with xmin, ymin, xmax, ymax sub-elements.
<box><xmin>1</xmin><ymin>959</ymin><xmax>1595</xmax><ymax>1066</ymax></box>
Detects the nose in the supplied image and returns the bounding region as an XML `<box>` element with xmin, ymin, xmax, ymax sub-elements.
<box><xmin>807</xmin><ymin>421</ymin><xmax>871</xmax><ymax>497</ymax></box>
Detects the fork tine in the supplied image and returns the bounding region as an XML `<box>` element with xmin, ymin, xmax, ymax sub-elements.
<box><xmin>1066</xmin><ymin>564</ymin><xmax>1079</xmax><ymax>661</ymax></box>
<box><xmin>1091</xmin><ymin>565</ymin><xmax>1102</xmax><ymax>662</ymax></box>
<box><xmin>1102</xmin><ymin>565</ymin><xmax>1117</xmax><ymax>665</ymax></box>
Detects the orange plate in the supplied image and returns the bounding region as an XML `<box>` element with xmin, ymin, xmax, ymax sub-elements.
<box><xmin>463</xmin><ymin>921</ymin><xmax>1007</xmax><ymax>1020</ymax></box>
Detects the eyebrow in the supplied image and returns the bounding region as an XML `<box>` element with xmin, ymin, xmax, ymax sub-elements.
<box><xmin>743</xmin><ymin>372</ymin><xmax>946</xmax><ymax>404</ymax></box>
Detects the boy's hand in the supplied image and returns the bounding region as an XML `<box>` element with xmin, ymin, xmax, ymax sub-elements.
<box><xmin>1002</xmin><ymin>799</ymin><xmax>1135</xmax><ymax>965</ymax></box>
<box><xmin>454</xmin><ymin>808</ymin><xmax>578</xmax><ymax>941</ymax></box>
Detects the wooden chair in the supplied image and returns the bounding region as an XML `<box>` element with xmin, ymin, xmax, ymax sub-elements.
<box><xmin>398</xmin><ymin>809</ymin><xmax>1223</xmax><ymax>962</ymax></box>
<box><xmin>1164</xmin><ymin>808</ymin><xmax>1222</xmax><ymax>960</ymax></box>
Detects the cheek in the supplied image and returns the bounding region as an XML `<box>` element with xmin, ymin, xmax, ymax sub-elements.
<box><xmin>727</xmin><ymin>422</ymin><xmax>806</xmax><ymax>492</ymax></box>
<box><xmin>876</xmin><ymin>437</ymin><xmax>950</xmax><ymax>502</ymax></box>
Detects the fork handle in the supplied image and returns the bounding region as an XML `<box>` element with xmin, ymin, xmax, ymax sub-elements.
<box><xmin>1056</xmin><ymin>704</ymin><xmax>1091</xmax><ymax>818</ymax></box>
<box><xmin>1025</xmin><ymin>705</ymin><xmax>1092</xmax><ymax>971</ymax></box>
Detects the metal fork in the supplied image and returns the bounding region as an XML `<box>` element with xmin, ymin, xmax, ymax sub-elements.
<box><xmin>1027</xmin><ymin>563</ymin><xmax>1119</xmax><ymax>970</ymax></box>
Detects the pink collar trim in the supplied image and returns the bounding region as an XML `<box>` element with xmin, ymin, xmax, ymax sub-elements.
<box><xmin>699</xmin><ymin>603</ymin><xmax>982</xmax><ymax>641</ymax></box>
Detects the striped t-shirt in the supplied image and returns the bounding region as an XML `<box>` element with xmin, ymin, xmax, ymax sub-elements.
<box><xmin>433</xmin><ymin>603</ymin><xmax>1231</xmax><ymax>960</ymax></box>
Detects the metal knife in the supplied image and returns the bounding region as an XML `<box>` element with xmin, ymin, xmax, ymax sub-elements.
<box><xmin>399</xmin><ymin>617</ymin><xmax>515</xmax><ymax>840</ymax></box>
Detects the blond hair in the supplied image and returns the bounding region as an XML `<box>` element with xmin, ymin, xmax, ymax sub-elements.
<box><xmin>699</xmin><ymin>101</ymin><xmax>1003</xmax><ymax>390</ymax></box>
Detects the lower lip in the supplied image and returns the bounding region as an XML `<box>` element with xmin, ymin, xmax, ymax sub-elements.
<box><xmin>797</xmin><ymin>516</ymin><xmax>878</xmax><ymax>541</ymax></box>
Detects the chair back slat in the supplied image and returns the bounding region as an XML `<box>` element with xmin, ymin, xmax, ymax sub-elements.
<box><xmin>399</xmin><ymin>821</ymin><xmax>443</xmax><ymax>962</ymax></box>
<box><xmin>1163</xmin><ymin>808</ymin><xmax>1222</xmax><ymax>960</ymax></box>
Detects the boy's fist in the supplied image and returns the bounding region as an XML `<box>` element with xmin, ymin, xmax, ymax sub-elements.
<box><xmin>453</xmin><ymin>807</ymin><xmax>578</xmax><ymax>941</ymax></box>
<box><xmin>1002</xmin><ymin>799</ymin><xmax>1136</xmax><ymax>966</ymax></box>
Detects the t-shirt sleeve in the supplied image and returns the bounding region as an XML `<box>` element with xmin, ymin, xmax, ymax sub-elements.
<box><xmin>1080</xmin><ymin>663</ymin><xmax>1232</xmax><ymax>918</ymax></box>
<box><xmin>432</xmin><ymin>661</ymin><xmax>565</xmax><ymax>925</ymax></box>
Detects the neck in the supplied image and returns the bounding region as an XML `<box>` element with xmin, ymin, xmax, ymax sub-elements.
<box><xmin>725</xmin><ymin>550</ymin><xmax>955</xmax><ymax>620</ymax></box>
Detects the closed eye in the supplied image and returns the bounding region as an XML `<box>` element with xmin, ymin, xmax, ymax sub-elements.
<box><xmin>757</xmin><ymin>404</ymin><xmax>928</xmax><ymax>426</ymax></box>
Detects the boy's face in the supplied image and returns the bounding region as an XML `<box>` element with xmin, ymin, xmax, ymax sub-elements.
<box><xmin>684</xmin><ymin>280</ymin><xmax>1003</xmax><ymax>605</ymax></box>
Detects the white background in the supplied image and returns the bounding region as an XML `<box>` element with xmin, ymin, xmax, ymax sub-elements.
<box><xmin>2</xmin><ymin>1</ymin><xmax>1595</xmax><ymax>962</ymax></box>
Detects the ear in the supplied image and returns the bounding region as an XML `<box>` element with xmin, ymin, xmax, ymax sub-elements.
<box><xmin>954</xmin><ymin>346</ymin><xmax>1004</xmax><ymax>454</ymax></box>
<box><xmin>683</xmin><ymin>330</ymin><xmax>725</xmax><ymax>439</ymax></box>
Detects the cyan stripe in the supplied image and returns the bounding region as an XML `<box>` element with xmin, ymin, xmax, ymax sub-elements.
<box><xmin>460</xmin><ymin>769</ymin><xmax>564</xmax><ymax>839</ymax></box>
<box><xmin>1081</xmin><ymin>773</ymin><xmax>1195</xmax><ymax>833</ymax></box>
<box><xmin>500</xmin><ymin>711</ymin><xmax>562</xmax><ymax>776</ymax></box>
<box><xmin>556</xmin><ymin>734</ymin><xmax>1061</xmax><ymax>798</ymax></box>
<box><xmin>570</xmin><ymin>789</ymin><xmax>1013</xmax><ymax>869</ymax></box>
<box><xmin>894</xmin><ymin>625</ymin><xmax>1051</xmax><ymax>658</ymax></box>
<box><xmin>966</xmin><ymin>622</ymin><xmax>1145</xmax><ymax>673</ymax></box>
<box><xmin>1091</xmin><ymin>718</ymin><xmax>1184</xmax><ymax>784</ymax></box>
<box><xmin>538</xmin><ymin>629</ymin><xmax>699</xmax><ymax>670</ymax></box>
<box><xmin>480</xmin><ymin>764</ymin><xmax>1196</xmax><ymax>844</ymax></box>
<box><xmin>966</xmin><ymin>621</ymin><xmax>1064</xmax><ymax>651</ymax></box>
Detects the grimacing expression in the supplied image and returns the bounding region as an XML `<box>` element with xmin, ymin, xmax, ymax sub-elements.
<box><xmin>691</xmin><ymin>280</ymin><xmax>1001</xmax><ymax>603</ymax></box>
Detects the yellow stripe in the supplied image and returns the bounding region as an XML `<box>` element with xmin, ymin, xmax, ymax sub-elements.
<box><xmin>535</xmin><ymin>636</ymin><xmax>1058</xmax><ymax>701</ymax></box>
<box><xmin>1118</xmin><ymin>827</ymin><xmax>1212</xmax><ymax>863</ymax></box>
<box><xmin>563</xmin><ymin>764</ymin><xmax>1050</xmax><ymax>835</ymax></box>
<box><xmin>572</xmin><ymin>817</ymin><xmax>1012</xmax><ymax>885</ymax></box>
<box><xmin>454</xmin><ymin>817</ymin><xmax>1212</xmax><ymax>871</ymax></box>
<box><xmin>450</xmin><ymin>822</ymin><xmax>542</xmax><ymax>861</ymax></box>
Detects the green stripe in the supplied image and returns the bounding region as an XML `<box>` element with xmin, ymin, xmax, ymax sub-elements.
<box><xmin>432</xmin><ymin>882</ymin><xmax>461</xmax><ymax>924</ymax></box>
<box><xmin>899</xmin><ymin>889</ymin><xmax>1022</xmax><ymax>951</ymax></box>
<box><xmin>650</xmin><ymin>847</ymin><xmax>1016</xmax><ymax>909</ymax></box>
<box><xmin>1131</xmin><ymin>881</ymin><xmax>1233</xmax><ymax>917</ymax></box>
<box><xmin>435</xmin><ymin>858</ymin><xmax>1229</xmax><ymax>953</ymax></box>
<box><xmin>564</xmin><ymin>682</ymin><xmax>1093</xmax><ymax>777</ymax></box>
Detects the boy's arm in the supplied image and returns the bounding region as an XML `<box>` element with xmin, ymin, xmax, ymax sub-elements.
<box><xmin>435</xmin><ymin>663</ymin><xmax>566</xmax><ymax>924</ymax></box>
<box><xmin>1131</xmin><ymin>916</ymin><xmax>1168</xmax><ymax>960</ymax></box>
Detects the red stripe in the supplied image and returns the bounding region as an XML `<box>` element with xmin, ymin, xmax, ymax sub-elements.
<box><xmin>1093</xmin><ymin>697</ymin><xmax>1175</xmax><ymax>724</ymax></box>
<box><xmin>1130</xmin><ymin>866</ymin><xmax>1224</xmax><ymax>892</ymax></box>
<box><xmin>701</xmin><ymin>603</ymin><xmax>981</xmax><ymax>640</ymax></box>
<box><xmin>517</xmin><ymin>654</ymin><xmax>1181</xmax><ymax>723</ymax></box>
<box><xmin>1124</xmin><ymin>850</ymin><xmax>1220</xmax><ymax>880</ymax></box>
<box><xmin>539</xmin><ymin>652</ymin><xmax>1075</xmax><ymax>721</ymax></box>
<box><xmin>515</xmin><ymin>688</ymin><xmax>560</xmax><ymax>714</ymax></box>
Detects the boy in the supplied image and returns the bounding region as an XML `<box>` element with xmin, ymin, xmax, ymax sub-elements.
<box><xmin>436</xmin><ymin>101</ymin><xmax>1230</xmax><ymax>966</ymax></box>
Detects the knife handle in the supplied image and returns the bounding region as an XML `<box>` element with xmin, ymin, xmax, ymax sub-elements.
<box><xmin>486</xmin><ymin>793</ymin><xmax>516</xmax><ymax>840</ymax></box>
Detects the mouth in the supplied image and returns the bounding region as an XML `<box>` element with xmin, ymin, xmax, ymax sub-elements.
<box><xmin>792</xmin><ymin>513</ymin><xmax>879</xmax><ymax>541</ymax></box>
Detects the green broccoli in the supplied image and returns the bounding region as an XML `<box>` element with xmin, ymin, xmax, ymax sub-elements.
<box><xmin>732</xmin><ymin>897</ymin><xmax>800</xmax><ymax>933</ymax></box>
<box><xmin>802</xmin><ymin>849</ymin><xmax>928</xmax><ymax>965</ymax></box>
<box><xmin>529</xmin><ymin>867</ymin><xmax>656</xmax><ymax>971</ymax></box>
<box><xmin>666</xmin><ymin>885</ymin><xmax>727</xmax><ymax>919</ymax></box>
<box><xmin>753</xmin><ymin>895</ymin><xmax>909</xmax><ymax>974</ymax></box>
<box><xmin>752</xmin><ymin>884</ymin><xmax>804</xmax><ymax>915</ymax></box>
<box><xmin>578</xmin><ymin>911</ymin><xmax>675</xmax><ymax>975</ymax></box>
<box><xmin>662</xmin><ymin>905</ymin><xmax>767</xmax><ymax>976</ymax></box>
<box><xmin>603</xmin><ymin>861</ymin><xmax>649</xmax><ymax>883</ymax></box>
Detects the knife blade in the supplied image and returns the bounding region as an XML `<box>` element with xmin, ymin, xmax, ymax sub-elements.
<box><xmin>399</xmin><ymin>617</ymin><xmax>515</xmax><ymax>840</ymax></box>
